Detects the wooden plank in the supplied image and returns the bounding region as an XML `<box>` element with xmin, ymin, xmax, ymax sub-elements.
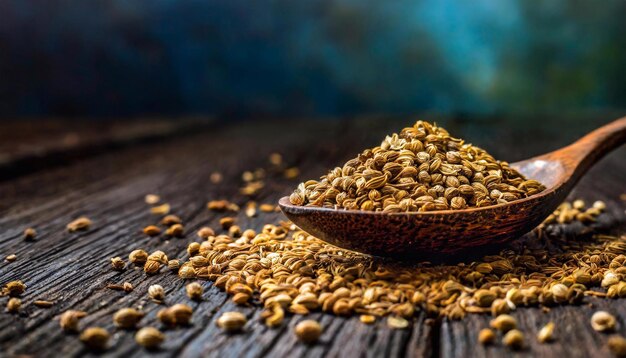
<box><xmin>0</xmin><ymin>117</ymin><xmax>215</xmax><ymax>181</ymax></box>
<box><xmin>0</xmin><ymin>117</ymin><xmax>624</xmax><ymax>357</ymax></box>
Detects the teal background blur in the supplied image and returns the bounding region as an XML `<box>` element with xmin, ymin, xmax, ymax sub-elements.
<box><xmin>0</xmin><ymin>0</ymin><xmax>625</xmax><ymax>120</ymax></box>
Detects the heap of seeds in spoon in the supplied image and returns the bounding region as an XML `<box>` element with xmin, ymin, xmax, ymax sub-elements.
<box><xmin>289</xmin><ymin>120</ymin><xmax>545</xmax><ymax>211</ymax></box>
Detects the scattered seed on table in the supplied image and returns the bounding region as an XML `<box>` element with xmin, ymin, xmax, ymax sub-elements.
<box><xmin>591</xmin><ymin>311</ymin><xmax>616</xmax><ymax>332</ymax></box>
<box><xmin>387</xmin><ymin>316</ymin><xmax>409</xmax><ymax>329</ymax></box>
<box><xmin>197</xmin><ymin>227</ymin><xmax>215</xmax><ymax>239</ymax></box>
<box><xmin>3</xmin><ymin>280</ymin><xmax>26</xmax><ymax>296</ymax></box>
<box><xmin>219</xmin><ymin>217</ymin><xmax>235</xmax><ymax>229</ymax></box>
<box><xmin>80</xmin><ymin>327</ymin><xmax>109</xmax><ymax>350</ymax></box>
<box><xmin>216</xmin><ymin>312</ymin><xmax>247</xmax><ymax>332</ymax></box>
<box><xmin>149</xmin><ymin>285</ymin><xmax>165</xmax><ymax>302</ymax></box>
<box><xmin>503</xmin><ymin>329</ymin><xmax>525</xmax><ymax>350</ymax></box>
<box><xmin>143</xmin><ymin>225</ymin><xmax>161</xmax><ymax>237</ymax></box>
<box><xmin>113</xmin><ymin>308</ymin><xmax>144</xmax><ymax>329</ymax></box>
<box><xmin>210</xmin><ymin>172</ymin><xmax>223</xmax><ymax>184</ymax></box>
<box><xmin>186</xmin><ymin>282</ymin><xmax>203</xmax><ymax>300</ymax></box>
<box><xmin>6</xmin><ymin>298</ymin><xmax>21</xmax><ymax>313</ymax></box>
<box><xmin>150</xmin><ymin>203</ymin><xmax>170</xmax><ymax>215</ymax></box>
<box><xmin>491</xmin><ymin>314</ymin><xmax>517</xmax><ymax>332</ymax></box>
<box><xmin>135</xmin><ymin>327</ymin><xmax>165</xmax><ymax>350</ymax></box>
<box><xmin>161</xmin><ymin>215</ymin><xmax>182</xmax><ymax>226</ymax></box>
<box><xmin>23</xmin><ymin>227</ymin><xmax>37</xmax><ymax>240</ymax></box>
<box><xmin>110</xmin><ymin>257</ymin><xmax>125</xmax><ymax>271</ymax></box>
<box><xmin>145</xmin><ymin>194</ymin><xmax>160</xmax><ymax>205</ymax></box>
<box><xmin>537</xmin><ymin>322</ymin><xmax>555</xmax><ymax>343</ymax></box>
<box><xmin>67</xmin><ymin>217</ymin><xmax>92</xmax><ymax>232</ymax></box>
<box><xmin>144</xmin><ymin>260</ymin><xmax>161</xmax><ymax>275</ymax></box>
<box><xmin>129</xmin><ymin>249</ymin><xmax>148</xmax><ymax>264</ymax></box>
<box><xmin>59</xmin><ymin>310</ymin><xmax>87</xmax><ymax>332</ymax></box>
<box><xmin>158</xmin><ymin>304</ymin><xmax>193</xmax><ymax>327</ymax></box>
<box><xmin>608</xmin><ymin>335</ymin><xmax>626</xmax><ymax>357</ymax></box>
<box><xmin>168</xmin><ymin>260</ymin><xmax>181</xmax><ymax>272</ymax></box>
<box><xmin>478</xmin><ymin>328</ymin><xmax>496</xmax><ymax>345</ymax></box>
<box><xmin>33</xmin><ymin>300</ymin><xmax>54</xmax><ymax>308</ymax></box>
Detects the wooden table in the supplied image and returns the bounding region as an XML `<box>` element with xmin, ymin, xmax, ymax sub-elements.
<box><xmin>0</xmin><ymin>116</ymin><xmax>624</xmax><ymax>357</ymax></box>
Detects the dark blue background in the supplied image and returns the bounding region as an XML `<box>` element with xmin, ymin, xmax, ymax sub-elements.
<box><xmin>1</xmin><ymin>0</ymin><xmax>625</xmax><ymax>120</ymax></box>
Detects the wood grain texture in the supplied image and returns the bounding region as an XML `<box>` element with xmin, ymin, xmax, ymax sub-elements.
<box><xmin>0</xmin><ymin>117</ymin><xmax>214</xmax><ymax>181</ymax></box>
<box><xmin>0</xmin><ymin>116</ymin><xmax>624</xmax><ymax>357</ymax></box>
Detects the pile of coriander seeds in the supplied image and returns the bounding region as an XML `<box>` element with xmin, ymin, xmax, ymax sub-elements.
<box><xmin>52</xmin><ymin>194</ymin><xmax>624</xmax><ymax>354</ymax></box>
<box><xmin>161</xmin><ymin>198</ymin><xmax>624</xmax><ymax>352</ymax></box>
<box><xmin>290</xmin><ymin>120</ymin><xmax>545</xmax><ymax>211</ymax></box>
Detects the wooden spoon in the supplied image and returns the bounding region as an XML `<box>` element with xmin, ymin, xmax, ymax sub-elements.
<box><xmin>279</xmin><ymin>117</ymin><xmax>626</xmax><ymax>258</ymax></box>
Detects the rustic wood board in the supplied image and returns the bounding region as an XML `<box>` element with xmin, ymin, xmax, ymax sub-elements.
<box><xmin>0</xmin><ymin>117</ymin><xmax>624</xmax><ymax>357</ymax></box>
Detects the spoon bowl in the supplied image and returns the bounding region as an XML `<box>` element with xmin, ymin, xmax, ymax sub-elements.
<box><xmin>279</xmin><ymin>117</ymin><xmax>626</xmax><ymax>258</ymax></box>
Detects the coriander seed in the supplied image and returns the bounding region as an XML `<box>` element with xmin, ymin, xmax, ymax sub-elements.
<box><xmin>608</xmin><ymin>335</ymin><xmax>626</xmax><ymax>357</ymax></box>
<box><xmin>478</xmin><ymin>328</ymin><xmax>496</xmax><ymax>345</ymax></box>
<box><xmin>3</xmin><ymin>280</ymin><xmax>26</xmax><ymax>296</ymax></box>
<box><xmin>135</xmin><ymin>327</ymin><xmax>165</xmax><ymax>350</ymax></box>
<box><xmin>33</xmin><ymin>300</ymin><xmax>54</xmax><ymax>308</ymax></box>
<box><xmin>171</xmin><ymin>303</ymin><xmax>193</xmax><ymax>324</ymax></box>
<box><xmin>148</xmin><ymin>250</ymin><xmax>168</xmax><ymax>264</ymax></box>
<box><xmin>269</xmin><ymin>153</ymin><xmax>282</xmax><ymax>166</ymax></box>
<box><xmin>67</xmin><ymin>217</ymin><xmax>92</xmax><ymax>232</ymax></box>
<box><xmin>59</xmin><ymin>310</ymin><xmax>87</xmax><ymax>332</ymax></box>
<box><xmin>216</xmin><ymin>311</ymin><xmax>247</xmax><ymax>332</ymax></box>
<box><xmin>387</xmin><ymin>316</ymin><xmax>409</xmax><ymax>329</ymax></box>
<box><xmin>284</xmin><ymin>167</ymin><xmax>300</xmax><ymax>179</ymax></box>
<box><xmin>220</xmin><ymin>217</ymin><xmax>235</xmax><ymax>229</ymax></box>
<box><xmin>490</xmin><ymin>314</ymin><xmax>517</xmax><ymax>332</ymax></box>
<box><xmin>150</xmin><ymin>203</ymin><xmax>170</xmax><ymax>215</ymax></box>
<box><xmin>144</xmin><ymin>260</ymin><xmax>161</xmax><ymax>275</ymax></box>
<box><xmin>294</xmin><ymin>320</ymin><xmax>322</xmax><ymax>343</ymax></box>
<box><xmin>502</xmin><ymin>329</ymin><xmax>525</xmax><ymax>350</ymax></box>
<box><xmin>80</xmin><ymin>327</ymin><xmax>109</xmax><ymax>350</ymax></box>
<box><xmin>111</xmin><ymin>257</ymin><xmax>125</xmax><ymax>271</ymax></box>
<box><xmin>197</xmin><ymin>227</ymin><xmax>215</xmax><ymax>239</ymax></box>
<box><xmin>129</xmin><ymin>249</ymin><xmax>149</xmax><ymax>264</ymax></box>
<box><xmin>145</xmin><ymin>194</ymin><xmax>160</xmax><ymax>205</ymax></box>
<box><xmin>161</xmin><ymin>214</ymin><xmax>182</xmax><ymax>226</ymax></box>
<box><xmin>23</xmin><ymin>227</ymin><xmax>37</xmax><ymax>240</ymax></box>
<box><xmin>490</xmin><ymin>298</ymin><xmax>510</xmax><ymax>317</ymax></box>
<box><xmin>143</xmin><ymin>225</ymin><xmax>161</xmax><ymax>237</ymax></box>
<box><xmin>168</xmin><ymin>259</ymin><xmax>181</xmax><ymax>272</ymax></box>
<box><xmin>228</xmin><ymin>225</ymin><xmax>242</xmax><ymax>238</ymax></box>
<box><xmin>148</xmin><ymin>284</ymin><xmax>165</xmax><ymax>302</ymax></box>
<box><xmin>232</xmin><ymin>292</ymin><xmax>251</xmax><ymax>305</ymax></box>
<box><xmin>210</xmin><ymin>172</ymin><xmax>223</xmax><ymax>183</ymax></box>
<box><xmin>158</xmin><ymin>304</ymin><xmax>193</xmax><ymax>327</ymax></box>
<box><xmin>6</xmin><ymin>298</ymin><xmax>21</xmax><ymax>313</ymax></box>
<box><xmin>113</xmin><ymin>308</ymin><xmax>144</xmax><ymax>329</ymax></box>
<box><xmin>165</xmin><ymin>224</ymin><xmax>184</xmax><ymax>237</ymax></box>
<box><xmin>179</xmin><ymin>266</ymin><xmax>196</xmax><ymax>279</ymax></box>
<box><xmin>207</xmin><ymin>200</ymin><xmax>238</xmax><ymax>212</ymax></box>
<box><xmin>187</xmin><ymin>242</ymin><xmax>201</xmax><ymax>256</ymax></box>
<box><xmin>245</xmin><ymin>202</ymin><xmax>257</xmax><ymax>218</ymax></box>
<box><xmin>591</xmin><ymin>311</ymin><xmax>616</xmax><ymax>332</ymax></box>
<box><xmin>259</xmin><ymin>204</ymin><xmax>276</xmax><ymax>212</ymax></box>
<box><xmin>537</xmin><ymin>322</ymin><xmax>555</xmax><ymax>343</ymax></box>
<box><xmin>186</xmin><ymin>282</ymin><xmax>203</xmax><ymax>300</ymax></box>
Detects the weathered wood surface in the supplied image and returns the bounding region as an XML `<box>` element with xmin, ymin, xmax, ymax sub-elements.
<box><xmin>0</xmin><ymin>117</ymin><xmax>214</xmax><ymax>180</ymax></box>
<box><xmin>0</xmin><ymin>116</ymin><xmax>624</xmax><ymax>357</ymax></box>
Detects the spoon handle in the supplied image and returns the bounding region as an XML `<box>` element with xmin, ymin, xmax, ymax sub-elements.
<box><xmin>554</xmin><ymin>116</ymin><xmax>626</xmax><ymax>181</ymax></box>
